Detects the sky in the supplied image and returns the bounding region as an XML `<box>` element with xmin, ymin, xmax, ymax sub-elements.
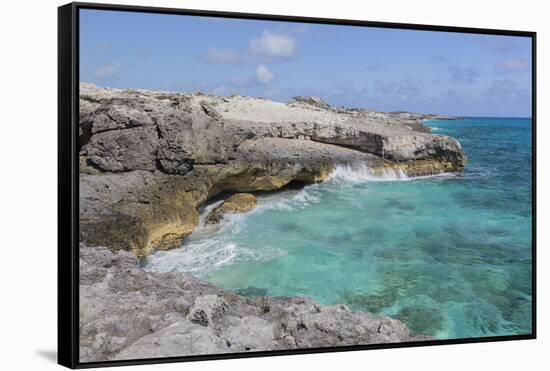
<box><xmin>80</xmin><ymin>9</ymin><xmax>533</xmax><ymax>117</ymax></box>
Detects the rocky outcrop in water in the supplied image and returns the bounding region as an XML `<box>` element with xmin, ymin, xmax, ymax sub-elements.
<box><xmin>205</xmin><ymin>193</ymin><xmax>257</xmax><ymax>224</ymax></box>
<box><xmin>79</xmin><ymin>83</ymin><xmax>465</xmax><ymax>257</ymax></box>
<box><xmin>79</xmin><ymin>245</ymin><xmax>432</xmax><ymax>362</ymax></box>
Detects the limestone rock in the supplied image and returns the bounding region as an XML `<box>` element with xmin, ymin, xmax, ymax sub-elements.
<box><xmin>205</xmin><ymin>193</ymin><xmax>257</xmax><ymax>224</ymax></box>
<box><xmin>79</xmin><ymin>83</ymin><xmax>229</xmax><ymax>175</ymax></box>
<box><xmin>78</xmin><ymin>83</ymin><xmax>466</xmax><ymax>257</ymax></box>
<box><xmin>112</xmin><ymin>322</ymin><xmax>223</xmax><ymax>360</ymax></box>
<box><xmin>86</xmin><ymin>126</ymin><xmax>160</xmax><ymax>172</ymax></box>
<box><xmin>80</xmin><ymin>83</ymin><xmax>465</xmax><ymax>176</ymax></box>
<box><xmin>225</xmin><ymin>316</ymin><xmax>276</xmax><ymax>351</ymax></box>
<box><xmin>290</xmin><ymin>96</ymin><xmax>334</xmax><ymax>110</ymax></box>
<box><xmin>187</xmin><ymin>295</ymin><xmax>228</xmax><ymax>326</ymax></box>
<box><xmin>79</xmin><ymin>245</ymin><xmax>433</xmax><ymax>362</ymax></box>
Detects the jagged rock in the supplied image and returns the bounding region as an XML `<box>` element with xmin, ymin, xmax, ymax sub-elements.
<box><xmin>80</xmin><ymin>83</ymin><xmax>465</xmax><ymax>174</ymax></box>
<box><xmin>112</xmin><ymin>322</ymin><xmax>223</xmax><ymax>359</ymax></box>
<box><xmin>79</xmin><ymin>84</ymin><xmax>230</xmax><ymax>175</ymax></box>
<box><xmin>174</xmin><ymin>297</ymin><xmax>193</xmax><ymax>316</ymax></box>
<box><xmin>225</xmin><ymin>316</ymin><xmax>277</xmax><ymax>351</ymax></box>
<box><xmin>86</xmin><ymin>126</ymin><xmax>160</xmax><ymax>172</ymax></box>
<box><xmin>187</xmin><ymin>295</ymin><xmax>228</xmax><ymax>326</ymax></box>
<box><xmin>205</xmin><ymin>193</ymin><xmax>257</xmax><ymax>224</ymax></box>
<box><xmin>79</xmin><ymin>245</ymin><xmax>433</xmax><ymax>362</ymax></box>
<box><xmin>78</xmin><ymin>83</ymin><xmax>466</xmax><ymax>256</ymax></box>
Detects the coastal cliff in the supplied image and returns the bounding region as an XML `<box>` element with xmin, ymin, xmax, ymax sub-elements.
<box><xmin>78</xmin><ymin>83</ymin><xmax>465</xmax><ymax>360</ymax></box>
<box><xmin>79</xmin><ymin>83</ymin><xmax>465</xmax><ymax>257</ymax></box>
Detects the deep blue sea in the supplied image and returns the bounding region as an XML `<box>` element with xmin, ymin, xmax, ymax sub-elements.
<box><xmin>146</xmin><ymin>117</ymin><xmax>533</xmax><ymax>340</ymax></box>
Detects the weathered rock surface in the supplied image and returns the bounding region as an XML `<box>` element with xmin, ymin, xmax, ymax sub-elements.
<box><xmin>79</xmin><ymin>83</ymin><xmax>465</xmax><ymax>257</ymax></box>
<box><xmin>205</xmin><ymin>193</ymin><xmax>257</xmax><ymax>224</ymax></box>
<box><xmin>80</xmin><ymin>83</ymin><xmax>465</xmax><ymax>175</ymax></box>
<box><xmin>79</xmin><ymin>245</ymin><xmax>432</xmax><ymax>362</ymax></box>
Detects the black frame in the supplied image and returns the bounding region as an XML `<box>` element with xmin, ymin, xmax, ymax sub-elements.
<box><xmin>58</xmin><ymin>2</ymin><xmax>537</xmax><ymax>369</ymax></box>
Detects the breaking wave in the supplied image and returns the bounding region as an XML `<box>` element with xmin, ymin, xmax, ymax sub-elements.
<box><xmin>329</xmin><ymin>164</ymin><xmax>459</xmax><ymax>183</ymax></box>
<box><xmin>145</xmin><ymin>207</ymin><xmax>286</xmax><ymax>276</ymax></box>
<box><xmin>253</xmin><ymin>186</ymin><xmax>322</xmax><ymax>213</ymax></box>
<box><xmin>329</xmin><ymin>164</ymin><xmax>409</xmax><ymax>183</ymax></box>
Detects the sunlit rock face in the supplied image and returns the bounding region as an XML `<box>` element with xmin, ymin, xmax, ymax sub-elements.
<box><xmin>79</xmin><ymin>83</ymin><xmax>464</xmax><ymax>256</ymax></box>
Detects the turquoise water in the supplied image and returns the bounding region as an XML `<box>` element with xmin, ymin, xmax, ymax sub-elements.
<box><xmin>146</xmin><ymin>117</ymin><xmax>533</xmax><ymax>340</ymax></box>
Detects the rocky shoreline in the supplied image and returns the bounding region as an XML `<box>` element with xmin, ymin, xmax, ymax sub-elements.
<box><xmin>79</xmin><ymin>83</ymin><xmax>465</xmax><ymax>257</ymax></box>
<box><xmin>80</xmin><ymin>244</ymin><xmax>432</xmax><ymax>362</ymax></box>
<box><xmin>78</xmin><ymin>83</ymin><xmax>465</xmax><ymax>361</ymax></box>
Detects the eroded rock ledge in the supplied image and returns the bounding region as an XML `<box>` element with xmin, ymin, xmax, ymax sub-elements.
<box><xmin>79</xmin><ymin>83</ymin><xmax>465</xmax><ymax>257</ymax></box>
<box><xmin>80</xmin><ymin>245</ymin><xmax>432</xmax><ymax>362</ymax></box>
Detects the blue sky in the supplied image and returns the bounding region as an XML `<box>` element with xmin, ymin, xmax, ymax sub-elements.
<box><xmin>80</xmin><ymin>9</ymin><xmax>532</xmax><ymax>117</ymax></box>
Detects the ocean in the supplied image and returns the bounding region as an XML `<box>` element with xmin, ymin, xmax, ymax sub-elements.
<box><xmin>146</xmin><ymin>117</ymin><xmax>533</xmax><ymax>340</ymax></box>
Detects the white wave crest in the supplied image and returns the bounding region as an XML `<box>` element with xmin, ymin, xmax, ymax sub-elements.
<box><xmin>146</xmin><ymin>210</ymin><xmax>285</xmax><ymax>276</ymax></box>
<box><xmin>146</xmin><ymin>234</ymin><xmax>285</xmax><ymax>276</ymax></box>
<box><xmin>254</xmin><ymin>185</ymin><xmax>322</xmax><ymax>212</ymax></box>
<box><xmin>145</xmin><ymin>239</ymin><xmax>236</xmax><ymax>275</ymax></box>
<box><xmin>329</xmin><ymin>164</ymin><xmax>460</xmax><ymax>183</ymax></box>
<box><xmin>329</xmin><ymin>164</ymin><xmax>409</xmax><ymax>183</ymax></box>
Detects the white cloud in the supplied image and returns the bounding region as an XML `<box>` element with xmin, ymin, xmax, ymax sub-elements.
<box><xmin>256</xmin><ymin>64</ymin><xmax>275</xmax><ymax>85</ymax></box>
<box><xmin>494</xmin><ymin>59</ymin><xmax>530</xmax><ymax>73</ymax></box>
<box><xmin>229</xmin><ymin>64</ymin><xmax>276</xmax><ymax>88</ymax></box>
<box><xmin>250</xmin><ymin>31</ymin><xmax>296</xmax><ymax>59</ymax></box>
<box><xmin>203</xmin><ymin>47</ymin><xmax>238</xmax><ymax>64</ymax></box>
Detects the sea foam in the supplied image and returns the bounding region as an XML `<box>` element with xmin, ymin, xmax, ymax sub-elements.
<box><xmin>329</xmin><ymin>164</ymin><xmax>409</xmax><ymax>183</ymax></box>
<box><xmin>145</xmin><ymin>211</ymin><xmax>285</xmax><ymax>276</ymax></box>
<box><xmin>329</xmin><ymin>164</ymin><xmax>460</xmax><ymax>183</ymax></box>
<box><xmin>254</xmin><ymin>186</ymin><xmax>322</xmax><ymax>212</ymax></box>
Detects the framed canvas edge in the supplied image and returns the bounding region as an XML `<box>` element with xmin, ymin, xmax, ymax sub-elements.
<box><xmin>58</xmin><ymin>3</ymin><xmax>79</xmax><ymax>369</ymax></box>
<box><xmin>57</xmin><ymin>2</ymin><xmax>537</xmax><ymax>369</ymax></box>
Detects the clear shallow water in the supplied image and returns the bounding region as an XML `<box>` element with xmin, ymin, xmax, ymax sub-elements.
<box><xmin>146</xmin><ymin>117</ymin><xmax>533</xmax><ymax>340</ymax></box>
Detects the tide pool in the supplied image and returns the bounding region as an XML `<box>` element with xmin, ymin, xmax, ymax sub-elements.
<box><xmin>146</xmin><ymin>117</ymin><xmax>533</xmax><ymax>340</ymax></box>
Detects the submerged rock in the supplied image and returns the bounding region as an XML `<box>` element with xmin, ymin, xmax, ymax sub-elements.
<box><xmin>339</xmin><ymin>290</ymin><xmax>399</xmax><ymax>314</ymax></box>
<box><xmin>395</xmin><ymin>306</ymin><xmax>446</xmax><ymax>336</ymax></box>
<box><xmin>79</xmin><ymin>245</ymin><xmax>433</xmax><ymax>362</ymax></box>
<box><xmin>205</xmin><ymin>193</ymin><xmax>257</xmax><ymax>224</ymax></box>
